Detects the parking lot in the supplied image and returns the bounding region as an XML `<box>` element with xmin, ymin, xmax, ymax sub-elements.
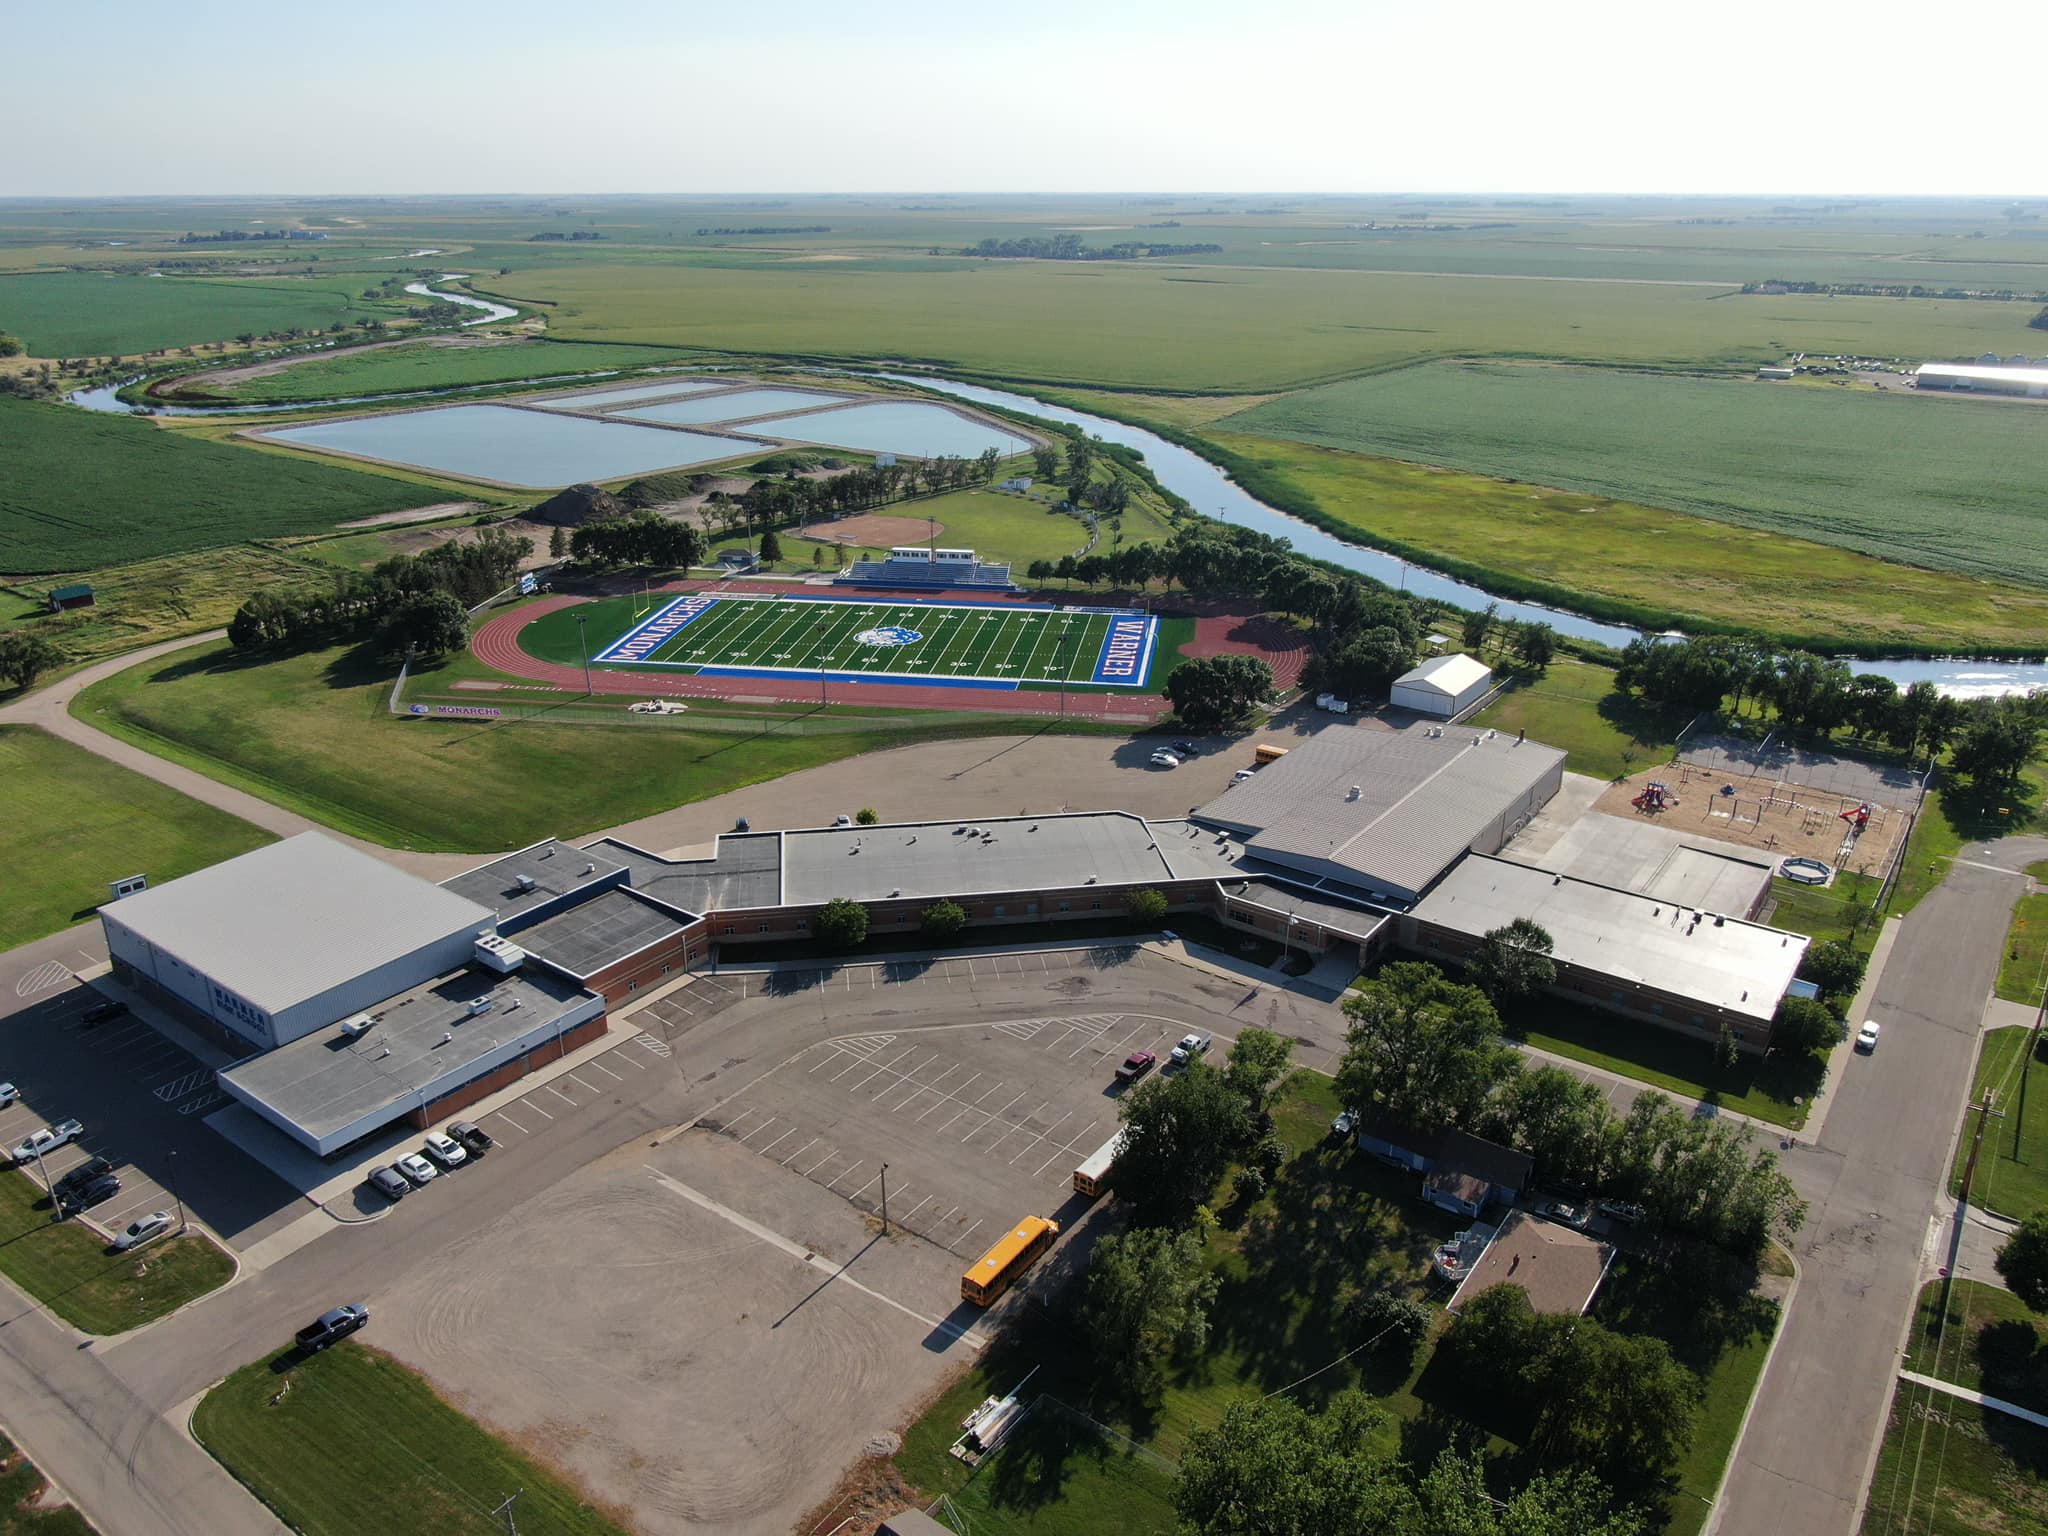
<box><xmin>2</xmin><ymin>987</ymin><xmax>265</xmax><ymax>1244</ymax></box>
<box><xmin>476</xmin><ymin>1028</ymin><xmax>674</xmax><ymax>1141</ymax></box>
<box><xmin>697</xmin><ymin>1007</ymin><xmax>1200</xmax><ymax>1260</ymax></box>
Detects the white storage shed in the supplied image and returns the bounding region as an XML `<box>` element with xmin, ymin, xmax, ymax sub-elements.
<box><xmin>1391</xmin><ymin>654</ymin><xmax>1494</xmax><ymax>718</ymax></box>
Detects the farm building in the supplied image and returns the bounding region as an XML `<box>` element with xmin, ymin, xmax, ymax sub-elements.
<box><xmin>1391</xmin><ymin>654</ymin><xmax>1494</xmax><ymax>718</ymax></box>
<box><xmin>1403</xmin><ymin>853</ymin><xmax>1809</xmax><ymax>1055</ymax></box>
<box><xmin>1913</xmin><ymin>363</ymin><xmax>2048</xmax><ymax>398</ymax></box>
<box><xmin>48</xmin><ymin>583</ymin><xmax>95</xmax><ymax>612</ymax></box>
<box><xmin>1757</xmin><ymin>364</ymin><xmax>1796</xmax><ymax>380</ymax></box>
<box><xmin>1195</xmin><ymin>722</ymin><xmax>1564</xmax><ymax>905</ymax></box>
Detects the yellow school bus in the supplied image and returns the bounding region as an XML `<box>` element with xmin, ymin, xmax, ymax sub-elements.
<box><xmin>1254</xmin><ymin>743</ymin><xmax>1290</xmax><ymax>765</ymax></box>
<box><xmin>960</xmin><ymin>1216</ymin><xmax>1060</xmax><ymax>1306</ymax></box>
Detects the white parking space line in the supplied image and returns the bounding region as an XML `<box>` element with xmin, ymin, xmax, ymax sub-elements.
<box><xmin>495</xmin><ymin>1111</ymin><xmax>530</xmax><ymax>1134</ymax></box>
<box><xmin>724</xmin><ymin>1107</ymin><xmax>763</xmax><ymax>1133</ymax></box>
<box><xmin>957</xmin><ymin>1218</ymin><xmax>985</xmax><ymax>1250</ymax></box>
<box><xmin>780</xmin><ymin>1136</ymin><xmax>819</xmax><ymax>1166</ymax></box>
<box><xmin>847</xmin><ymin>1171</ymin><xmax>882</xmax><ymax>1200</ymax></box>
<box><xmin>901</xmin><ymin>1194</ymin><xmax>934</xmax><ymax>1223</ymax></box>
<box><xmin>614</xmin><ymin>1050</ymin><xmax>647</xmax><ymax>1071</ymax></box>
<box><xmin>588</xmin><ymin>1059</ymin><xmax>624</xmax><ymax>1082</ymax></box>
<box><xmin>983</xmin><ymin>1101</ymin><xmax>1049</xmax><ymax>1154</ymax></box>
<box><xmin>547</xmin><ymin>1084</ymin><xmax>579</xmax><ymax>1107</ymax></box>
<box><xmin>521</xmin><ymin>1098</ymin><xmax>555</xmax><ymax>1121</ymax></box>
<box><xmin>827</xmin><ymin>1161</ymin><xmax>862</xmax><ymax>1190</ymax></box>
<box><xmin>738</xmin><ymin>1116</ymin><xmax>778</xmax><ymax>1144</ymax></box>
<box><xmin>1010</xmin><ymin>1110</ymin><xmax>1073</xmax><ymax>1164</ymax></box>
<box><xmin>921</xmin><ymin>1072</ymin><xmax>979</xmax><ymax>1119</ymax></box>
<box><xmin>810</xmin><ymin>1048</ymin><xmax>852</xmax><ymax>1075</ymax></box>
<box><xmin>566</xmin><ymin>1072</ymin><xmax>600</xmax><ymax>1095</ymax></box>
<box><xmin>804</xmin><ymin>1149</ymin><xmax>841</xmax><ymax>1177</ymax></box>
<box><xmin>758</xmin><ymin>1126</ymin><xmax>799</xmax><ymax>1156</ymax></box>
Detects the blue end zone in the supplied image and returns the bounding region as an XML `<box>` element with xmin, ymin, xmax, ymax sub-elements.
<box><xmin>1090</xmin><ymin>615</ymin><xmax>1159</xmax><ymax>686</ymax></box>
<box><xmin>695</xmin><ymin>667</ymin><xmax>1020</xmax><ymax>691</ymax></box>
<box><xmin>594</xmin><ymin>594</ymin><xmax>719</xmax><ymax>663</ymax></box>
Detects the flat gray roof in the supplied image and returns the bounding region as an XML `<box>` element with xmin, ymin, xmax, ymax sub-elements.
<box><xmin>591</xmin><ymin>833</ymin><xmax>782</xmax><ymax>913</ymax></box>
<box><xmin>1412</xmin><ymin>854</ymin><xmax>1808</xmax><ymax>1023</ymax></box>
<box><xmin>515</xmin><ymin>889</ymin><xmax>694</xmax><ymax>979</ymax></box>
<box><xmin>102</xmin><ymin>833</ymin><xmax>492</xmax><ymax>1016</ymax></box>
<box><xmin>1198</xmin><ymin>724</ymin><xmax>1564</xmax><ymax>900</ymax></box>
<box><xmin>1527</xmin><ymin>814</ymin><xmax>1773</xmax><ymax>915</ymax></box>
<box><xmin>1219</xmin><ymin>878</ymin><xmax>1389</xmax><ymax>943</ymax></box>
<box><xmin>779</xmin><ymin>812</ymin><xmax>1239</xmax><ymax>906</ymax></box>
<box><xmin>220</xmin><ymin>964</ymin><xmax>596</xmax><ymax>1145</ymax></box>
<box><xmin>440</xmin><ymin>840</ymin><xmax>628</xmax><ymax>923</ymax></box>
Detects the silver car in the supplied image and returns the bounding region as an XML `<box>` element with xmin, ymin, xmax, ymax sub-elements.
<box><xmin>112</xmin><ymin>1211</ymin><xmax>173</xmax><ymax>1252</ymax></box>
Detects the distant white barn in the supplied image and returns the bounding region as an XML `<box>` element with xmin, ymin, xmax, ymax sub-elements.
<box><xmin>1391</xmin><ymin>653</ymin><xmax>1494</xmax><ymax>718</ymax></box>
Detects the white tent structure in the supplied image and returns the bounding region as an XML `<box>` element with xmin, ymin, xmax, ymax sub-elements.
<box><xmin>1391</xmin><ymin>654</ymin><xmax>1493</xmax><ymax>718</ymax></box>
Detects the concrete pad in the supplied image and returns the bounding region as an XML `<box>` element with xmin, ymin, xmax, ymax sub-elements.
<box><xmin>1503</xmin><ymin>770</ymin><xmax>1605</xmax><ymax>862</ymax></box>
<box><xmin>1529</xmin><ymin>808</ymin><xmax>1776</xmax><ymax>913</ymax></box>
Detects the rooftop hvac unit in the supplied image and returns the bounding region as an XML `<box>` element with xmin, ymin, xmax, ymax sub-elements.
<box><xmin>466</xmin><ymin>997</ymin><xmax>493</xmax><ymax>1017</ymax></box>
<box><xmin>339</xmin><ymin>1013</ymin><xmax>376</xmax><ymax>1040</ymax></box>
<box><xmin>474</xmin><ymin>934</ymin><xmax>527</xmax><ymax>973</ymax></box>
<box><xmin>514</xmin><ymin>874</ymin><xmax>537</xmax><ymax>894</ymax></box>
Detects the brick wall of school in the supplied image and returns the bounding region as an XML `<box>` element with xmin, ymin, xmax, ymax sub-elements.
<box><xmin>705</xmin><ymin>880</ymin><xmax>1218</xmax><ymax>945</ymax></box>
<box><xmin>405</xmin><ymin>1011</ymin><xmax>610</xmax><ymax>1128</ymax></box>
<box><xmin>580</xmin><ymin>922</ymin><xmax>710</xmax><ymax>1006</ymax></box>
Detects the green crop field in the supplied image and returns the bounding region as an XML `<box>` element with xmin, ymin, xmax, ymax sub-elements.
<box><xmin>203</xmin><ymin>338</ymin><xmax>701</xmax><ymax>403</ymax></box>
<box><xmin>817</xmin><ymin>486</ymin><xmax>1172</xmax><ymax>569</ymax></box>
<box><xmin>530</xmin><ymin>591</ymin><xmax>1162</xmax><ymax>692</ymax></box>
<box><xmin>1194</xmin><ymin>428</ymin><xmax>2048</xmax><ymax>650</ymax></box>
<box><xmin>0</xmin><ymin>271</ymin><xmax>391</xmax><ymax>357</ymax></box>
<box><xmin>503</xmin><ymin>258</ymin><xmax>2045</xmax><ymax>393</ymax></box>
<box><xmin>1223</xmin><ymin>362</ymin><xmax>2048</xmax><ymax>587</ymax></box>
<box><xmin>0</xmin><ymin>398</ymin><xmax>440</xmax><ymax>572</ymax></box>
<box><xmin>0</xmin><ymin>725</ymin><xmax>273</xmax><ymax>948</ymax></box>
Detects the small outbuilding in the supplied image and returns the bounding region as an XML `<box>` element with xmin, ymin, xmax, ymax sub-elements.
<box><xmin>48</xmin><ymin>583</ymin><xmax>95</xmax><ymax>613</ymax></box>
<box><xmin>1390</xmin><ymin>653</ymin><xmax>1493</xmax><ymax>718</ymax></box>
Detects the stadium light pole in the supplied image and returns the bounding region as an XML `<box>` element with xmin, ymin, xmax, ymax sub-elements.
<box><xmin>880</xmin><ymin>1162</ymin><xmax>891</xmax><ymax>1235</ymax></box>
<box><xmin>575</xmin><ymin>613</ymin><xmax>591</xmax><ymax>696</ymax></box>
<box><xmin>169</xmin><ymin>1148</ymin><xmax>186</xmax><ymax>1234</ymax></box>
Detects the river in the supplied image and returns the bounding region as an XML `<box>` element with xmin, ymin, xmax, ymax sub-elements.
<box><xmin>63</xmin><ymin>362</ymin><xmax>2047</xmax><ymax>695</ymax></box>
<box><xmin>401</xmin><ymin>274</ymin><xmax>518</xmax><ymax>325</ymax></box>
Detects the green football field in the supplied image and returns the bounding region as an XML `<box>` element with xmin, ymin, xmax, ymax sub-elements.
<box><xmin>590</xmin><ymin>592</ymin><xmax>1160</xmax><ymax>690</ymax></box>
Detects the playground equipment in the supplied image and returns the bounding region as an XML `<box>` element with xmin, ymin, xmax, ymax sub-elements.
<box><xmin>1840</xmin><ymin>801</ymin><xmax>1873</xmax><ymax>830</ymax></box>
<box><xmin>1633</xmin><ymin>781</ymin><xmax>1676</xmax><ymax>813</ymax></box>
<box><xmin>1782</xmin><ymin>856</ymin><xmax>1832</xmax><ymax>885</ymax></box>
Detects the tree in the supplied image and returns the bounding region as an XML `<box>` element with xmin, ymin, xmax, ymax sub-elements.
<box><xmin>1771</xmin><ymin>995</ymin><xmax>1845</xmax><ymax>1056</ymax></box>
<box><xmin>548</xmin><ymin>525</ymin><xmax>567</xmax><ymax>559</ymax></box>
<box><xmin>1126</xmin><ymin>887</ymin><xmax>1170</xmax><ymax>924</ymax></box>
<box><xmin>1950</xmin><ymin>700</ymin><xmax>2042</xmax><ymax>794</ymax></box>
<box><xmin>0</xmin><ymin>332</ymin><xmax>24</xmax><ymax>358</ymax></box>
<box><xmin>1026</xmin><ymin>558</ymin><xmax>1055</xmax><ymax>586</ymax></box>
<box><xmin>1533</xmin><ymin>1323</ymin><xmax>1699</xmax><ymax>1487</ymax></box>
<box><xmin>816</xmin><ymin>897</ymin><xmax>868</xmax><ymax>951</ymax></box>
<box><xmin>1414</xmin><ymin>1449</ymin><xmax>1646</xmax><ymax>1536</ymax></box>
<box><xmin>854</xmin><ymin>807</ymin><xmax>879</xmax><ymax>825</ymax></box>
<box><xmin>1345</xmin><ymin>1288</ymin><xmax>1432</xmax><ymax>1368</ymax></box>
<box><xmin>921</xmin><ymin>899</ymin><xmax>967</xmax><ymax>941</ymax></box>
<box><xmin>1515</xmin><ymin>622</ymin><xmax>1557</xmax><ymax>673</ymax></box>
<box><xmin>1116</xmin><ymin>1064</ymin><xmax>1251</xmax><ymax>1227</ymax></box>
<box><xmin>1165</xmin><ymin>654</ymin><xmax>1274</xmax><ymax>733</ymax></box>
<box><xmin>1997</xmin><ymin>1213</ymin><xmax>2048</xmax><ymax>1312</ymax></box>
<box><xmin>1468</xmin><ymin>919</ymin><xmax>1556</xmax><ymax>1004</ymax></box>
<box><xmin>1223</xmin><ymin>1027</ymin><xmax>1294</xmax><ymax>1115</ymax></box>
<box><xmin>1337</xmin><ymin>961</ymin><xmax>1518</xmax><ymax>1130</ymax></box>
<box><xmin>1485</xmin><ymin>1065</ymin><xmax>1610</xmax><ymax>1187</ymax></box>
<box><xmin>757</xmin><ymin>528</ymin><xmax>782</xmax><ymax>563</ymax></box>
<box><xmin>1462</xmin><ymin>601</ymin><xmax>1497</xmax><ymax>651</ymax></box>
<box><xmin>1081</xmin><ymin>1227</ymin><xmax>1219</xmax><ymax>1399</ymax></box>
<box><xmin>1323</xmin><ymin>626</ymin><xmax>1412</xmax><ymax>700</ymax></box>
<box><xmin>1799</xmin><ymin>938</ymin><xmax>1867</xmax><ymax>1001</ymax></box>
<box><xmin>0</xmin><ymin>630</ymin><xmax>63</xmax><ymax>691</ymax></box>
<box><xmin>1175</xmin><ymin>1390</ymin><xmax>1413</xmax><ymax>1536</ymax></box>
<box><xmin>376</xmin><ymin>591</ymin><xmax>467</xmax><ymax>661</ymax></box>
<box><xmin>1032</xmin><ymin>444</ymin><xmax>1060</xmax><ymax>481</ymax></box>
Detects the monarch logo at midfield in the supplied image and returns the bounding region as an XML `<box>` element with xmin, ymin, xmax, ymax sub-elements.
<box><xmin>855</xmin><ymin>626</ymin><xmax>923</xmax><ymax>648</ymax></box>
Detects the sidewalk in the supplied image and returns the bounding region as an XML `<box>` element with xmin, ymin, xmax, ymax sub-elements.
<box><xmin>1899</xmin><ymin>1368</ymin><xmax>2048</xmax><ymax>1431</ymax></box>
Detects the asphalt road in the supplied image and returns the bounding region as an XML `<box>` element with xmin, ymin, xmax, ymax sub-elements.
<box><xmin>1714</xmin><ymin>835</ymin><xmax>2048</xmax><ymax>1536</ymax></box>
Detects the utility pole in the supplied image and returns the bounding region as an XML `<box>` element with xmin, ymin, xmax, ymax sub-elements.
<box><xmin>168</xmin><ymin>1148</ymin><xmax>186</xmax><ymax>1234</ymax></box>
<box><xmin>575</xmin><ymin>613</ymin><xmax>592</xmax><ymax>696</ymax></box>
<box><xmin>30</xmin><ymin>1142</ymin><xmax>57</xmax><ymax>1221</ymax></box>
<box><xmin>491</xmin><ymin>1490</ymin><xmax>523</xmax><ymax>1536</ymax></box>
<box><xmin>880</xmin><ymin>1162</ymin><xmax>891</xmax><ymax>1236</ymax></box>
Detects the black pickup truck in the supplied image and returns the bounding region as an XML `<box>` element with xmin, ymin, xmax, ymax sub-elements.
<box><xmin>295</xmin><ymin>1304</ymin><xmax>370</xmax><ymax>1351</ymax></box>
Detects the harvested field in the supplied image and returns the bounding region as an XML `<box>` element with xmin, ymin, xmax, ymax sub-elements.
<box><xmin>797</xmin><ymin>514</ymin><xmax>944</xmax><ymax>547</ymax></box>
<box><xmin>1596</xmin><ymin>763</ymin><xmax>1908</xmax><ymax>880</ymax></box>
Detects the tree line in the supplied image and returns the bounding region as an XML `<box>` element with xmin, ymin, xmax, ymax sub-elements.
<box><xmin>1616</xmin><ymin>634</ymin><xmax>2047</xmax><ymax>792</ymax></box>
<box><xmin>960</xmin><ymin>235</ymin><xmax>1224</xmax><ymax>260</ymax></box>
<box><xmin>226</xmin><ymin>528</ymin><xmax>530</xmax><ymax>661</ymax></box>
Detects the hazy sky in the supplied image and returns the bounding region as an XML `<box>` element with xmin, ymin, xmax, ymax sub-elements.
<box><xmin>11</xmin><ymin>0</ymin><xmax>2042</xmax><ymax>197</ymax></box>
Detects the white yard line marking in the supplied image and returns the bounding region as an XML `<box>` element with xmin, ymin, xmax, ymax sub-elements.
<box><xmin>642</xmin><ymin>1167</ymin><xmax>989</xmax><ymax>1347</ymax></box>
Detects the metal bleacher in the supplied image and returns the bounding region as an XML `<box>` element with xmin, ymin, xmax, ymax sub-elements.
<box><xmin>834</xmin><ymin>548</ymin><xmax>1015</xmax><ymax>590</ymax></box>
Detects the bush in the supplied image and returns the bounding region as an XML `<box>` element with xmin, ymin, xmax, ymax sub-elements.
<box><xmin>816</xmin><ymin>897</ymin><xmax>868</xmax><ymax>951</ymax></box>
<box><xmin>921</xmin><ymin>899</ymin><xmax>967</xmax><ymax>940</ymax></box>
<box><xmin>1348</xmin><ymin>1289</ymin><xmax>1433</xmax><ymax>1363</ymax></box>
<box><xmin>1125</xmin><ymin>888</ymin><xmax>1169</xmax><ymax>924</ymax></box>
<box><xmin>1799</xmin><ymin>939</ymin><xmax>1867</xmax><ymax>1001</ymax></box>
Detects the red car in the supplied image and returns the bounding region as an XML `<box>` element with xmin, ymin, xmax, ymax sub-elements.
<box><xmin>1114</xmin><ymin>1050</ymin><xmax>1156</xmax><ymax>1084</ymax></box>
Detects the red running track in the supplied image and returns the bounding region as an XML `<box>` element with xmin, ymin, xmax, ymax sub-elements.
<box><xmin>465</xmin><ymin>579</ymin><xmax>1307</xmax><ymax>720</ymax></box>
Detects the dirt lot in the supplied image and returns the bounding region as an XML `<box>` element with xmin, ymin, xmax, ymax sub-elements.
<box><xmin>796</xmin><ymin>514</ymin><xmax>944</xmax><ymax>548</ymax></box>
<box><xmin>1597</xmin><ymin>762</ymin><xmax>1908</xmax><ymax>879</ymax></box>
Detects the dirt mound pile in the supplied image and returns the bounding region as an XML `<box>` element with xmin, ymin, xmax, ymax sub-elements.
<box><xmin>532</xmin><ymin>483</ymin><xmax>624</xmax><ymax>527</ymax></box>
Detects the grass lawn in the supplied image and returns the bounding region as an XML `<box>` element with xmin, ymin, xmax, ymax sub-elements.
<box><xmin>0</xmin><ymin>726</ymin><xmax>273</xmax><ymax>949</ymax></box>
<box><xmin>1861</xmin><ymin>1379</ymin><xmax>2048</xmax><ymax>1535</ymax></box>
<box><xmin>0</xmin><ymin>1432</ymin><xmax>95</xmax><ymax>1535</ymax></box>
<box><xmin>1891</xmin><ymin>770</ymin><xmax>2046</xmax><ymax>917</ymax></box>
<box><xmin>0</xmin><ymin>397</ymin><xmax>441</xmax><ymax>573</ymax></box>
<box><xmin>1949</xmin><ymin>1028</ymin><xmax>2048</xmax><ymax>1219</ymax></box>
<box><xmin>1998</xmin><ymin>865</ymin><xmax>2048</xmax><ymax>1007</ymax></box>
<box><xmin>1221</xmin><ymin>362</ymin><xmax>2048</xmax><ymax>591</ymax></box>
<box><xmin>1764</xmin><ymin>871</ymin><xmax>1884</xmax><ymax>953</ymax></box>
<box><xmin>1909</xmin><ymin>1279</ymin><xmax>2048</xmax><ymax>1415</ymax></box>
<box><xmin>1503</xmin><ymin>995</ymin><xmax>1819</xmax><ymax>1127</ymax></box>
<box><xmin>74</xmin><ymin>638</ymin><xmax>1057</xmax><ymax>851</ymax></box>
<box><xmin>1471</xmin><ymin>659</ymin><xmax>1685</xmax><ymax>781</ymax></box>
<box><xmin>0</xmin><ymin>271</ymin><xmax>393</xmax><ymax>357</ymax></box>
<box><xmin>0</xmin><ymin>1169</ymin><xmax>232</xmax><ymax>1335</ymax></box>
<box><xmin>193</xmin><ymin>1343</ymin><xmax>629</xmax><ymax>1536</ymax></box>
